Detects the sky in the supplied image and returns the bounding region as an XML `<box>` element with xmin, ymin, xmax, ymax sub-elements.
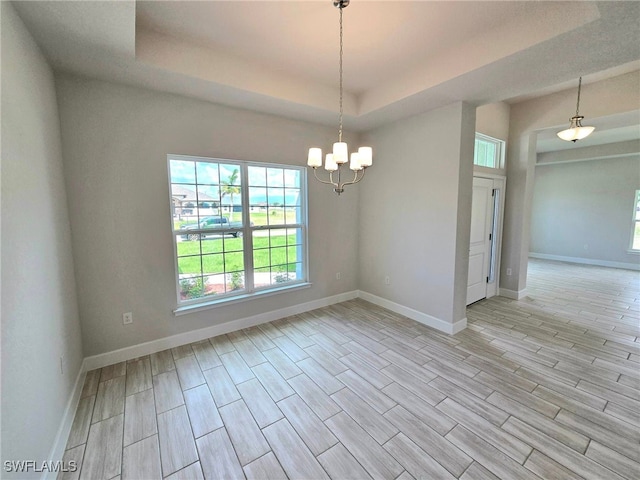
<box><xmin>170</xmin><ymin>159</ymin><xmax>301</xmax><ymax>205</ymax></box>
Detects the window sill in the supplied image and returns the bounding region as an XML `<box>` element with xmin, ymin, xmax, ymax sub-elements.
<box><xmin>627</xmin><ymin>249</ymin><xmax>640</xmax><ymax>255</ymax></box>
<box><xmin>173</xmin><ymin>282</ymin><xmax>312</xmax><ymax>316</ymax></box>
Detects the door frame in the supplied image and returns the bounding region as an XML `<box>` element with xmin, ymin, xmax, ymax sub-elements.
<box><xmin>472</xmin><ymin>173</ymin><xmax>506</xmax><ymax>300</ymax></box>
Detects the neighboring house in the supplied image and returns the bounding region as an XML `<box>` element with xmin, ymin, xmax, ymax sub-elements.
<box><xmin>172</xmin><ymin>184</ymin><xmax>257</xmax><ymax>218</ymax></box>
<box><xmin>171</xmin><ymin>184</ymin><xmax>218</xmax><ymax>218</ymax></box>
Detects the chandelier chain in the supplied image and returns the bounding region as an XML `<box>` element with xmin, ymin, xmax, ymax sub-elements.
<box><xmin>307</xmin><ymin>0</ymin><xmax>371</xmax><ymax>195</ymax></box>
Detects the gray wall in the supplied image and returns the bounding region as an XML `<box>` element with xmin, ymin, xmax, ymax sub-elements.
<box><xmin>1</xmin><ymin>3</ymin><xmax>83</xmax><ymax>475</ymax></box>
<box><xmin>531</xmin><ymin>154</ymin><xmax>640</xmax><ymax>266</ymax></box>
<box><xmin>503</xmin><ymin>71</ymin><xmax>640</xmax><ymax>295</ymax></box>
<box><xmin>475</xmin><ymin>101</ymin><xmax>509</xmax><ymax>177</ymax></box>
<box><xmin>56</xmin><ymin>74</ymin><xmax>359</xmax><ymax>357</ymax></box>
<box><xmin>358</xmin><ymin>102</ymin><xmax>475</xmax><ymax>328</ymax></box>
<box><xmin>476</xmin><ymin>102</ymin><xmax>510</xmax><ymax>142</ymax></box>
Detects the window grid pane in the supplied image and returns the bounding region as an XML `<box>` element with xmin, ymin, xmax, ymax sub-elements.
<box><xmin>474</xmin><ymin>134</ymin><xmax>502</xmax><ymax>169</ymax></box>
<box><xmin>632</xmin><ymin>190</ymin><xmax>640</xmax><ymax>250</ymax></box>
<box><xmin>250</xmin><ymin>164</ymin><xmax>305</xmax><ymax>288</ymax></box>
<box><xmin>251</xmin><ymin>225</ymin><xmax>302</xmax><ymax>288</ymax></box>
<box><xmin>171</xmin><ymin>157</ymin><xmax>306</xmax><ymax>304</ymax></box>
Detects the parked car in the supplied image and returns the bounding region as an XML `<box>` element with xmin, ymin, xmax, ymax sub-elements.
<box><xmin>182</xmin><ymin>216</ymin><xmax>243</xmax><ymax>240</ymax></box>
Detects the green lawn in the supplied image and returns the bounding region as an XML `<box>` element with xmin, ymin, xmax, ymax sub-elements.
<box><xmin>250</xmin><ymin>210</ymin><xmax>298</xmax><ymax>225</ymax></box>
<box><xmin>177</xmin><ymin>235</ymin><xmax>300</xmax><ymax>275</ymax></box>
<box><xmin>174</xmin><ymin>210</ymin><xmax>298</xmax><ymax>230</ymax></box>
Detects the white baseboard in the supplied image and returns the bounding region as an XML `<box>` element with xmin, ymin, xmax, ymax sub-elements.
<box><xmin>499</xmin><ymin>288</ymin><xmax>529</xmax><ymax>300</ymax></box>
<box><xmin>357</xmin><ymin>290</ymin><xmax>467</xmax><ymax>335</ymax></box>
<box><xmin>53</xmin><ymin>288</ymin><xmax>470</xmax><ymax>473</ymax></box>
<box><xmin>42</xmin><ymin>366</ymin><xmax>86</xmax><ymax>480</ymax></box>
<box><xmin>83</xmin><ymin>290</ymin><xmax>358</xmax><ymax>371</ymax></box>
<box><xmin>529</xmin><ymin>252</ymin><xmax>640</xmax><ymax>271</ymax></box>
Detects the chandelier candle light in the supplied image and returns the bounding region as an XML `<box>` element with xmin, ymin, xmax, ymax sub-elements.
<box><xmin>307</xmin><ymin>0</ymin><xmax>372</xmax><ymax>195</ymax></box>
<box><xmin>557</xmin><ymin>77</ymin><xmax>595</xmax><ymax>143</ymax></box>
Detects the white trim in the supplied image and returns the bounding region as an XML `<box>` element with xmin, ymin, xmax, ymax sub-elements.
<box><xmin>473</xmin><ymin>175</ymin><xmax>506</xmax><ymax>300</ymax></box>
<box><xmin>83</xmin><ymin>289</ymin><xmax>473</xmax><ymax>371</ymax></box>
<box><xmin>53</xmin><ymin>288</ymin><xmax>469</xmax><ymax>470</ymax></box>
<box><xmin>357</xmin><ymin>291</ymin><xmax>467</xmax><ymax>335</ymax></box>
<box><xmin>472</xmin><ymin>172</ymin><xmax>507</xmax><ymax>181</ymax></box>
<box><xmin>42</xmin><ymin>366</ymin><xmax>86</xmax><ymax>480</ymax></box>
<box><xmin>174</xmin><ymin>282</ymin><xmax>312</xmax><ymax>315</ymax></box>
<box><xmin>629</xmin><ymin>189</ymin><xmax>640</xmax><ymax>252</ymax></box>
<box><xmin>499</xmin><ymin>288</ymin><xmax>529</xmax><ymax>300</ymax></box>
<box><xmin>474</xmin><ymin>133</ymin><xmax>505</xmax><ymax>170</ymax></box>
<box><xmin>83</xmin><ymin>290</ymin><xmax>358</xmax><ymax>371</ymax></box>
<box><xmin>536</xmin><ymin>151</ymin><xmax>638</xmax><ymax>166</ymax></box>
<box><xmin>529</xmin><ymin>252</ymin><xmax>640</xmax><ymax>271</ymax></box>
<box><xmin>168</xmin><ymin>155</ymin><xmax>310</xmax><ymax>310</ymax></box>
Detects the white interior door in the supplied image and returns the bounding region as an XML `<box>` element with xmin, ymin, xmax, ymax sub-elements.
<box><xmin>467</xmin><ymin>177</ymin><xmax>494</xmax><ymax>305</ymax></box>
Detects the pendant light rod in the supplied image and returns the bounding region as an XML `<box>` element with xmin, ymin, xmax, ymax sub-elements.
<box><xmin>337</xmin><ymin>1</ymin><xmax>346</xmax><ymax>142</ymax></box>
<box><xmin>575</xmin><ymin>76</ymin><xmax>583</xmax><ymax>117</ymax></box>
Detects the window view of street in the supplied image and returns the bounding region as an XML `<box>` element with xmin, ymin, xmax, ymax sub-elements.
<box><xmin>632</xmin><ymin>189</ymin><xmax>640</xmax><ymax>251</ymax></box>
<box><xmin>169</xmin><ymin>156</ymin><xmax>306</xmax><ymax>303</ymax></box>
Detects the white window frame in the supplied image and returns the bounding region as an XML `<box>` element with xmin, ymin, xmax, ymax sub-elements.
<box><xmin>474</xmin><ymin>133</ymin><xmax>505</xmax><ymax>169</ymax></box>
<box><xmin>168</xmin><ymin>154</ymin><xmax>309</xmax><ymax>314</ymax></box>
<box><xmin>629</xmin><ymin>189</ymin><xmax>640</xmax><ymax>252</ymax></box>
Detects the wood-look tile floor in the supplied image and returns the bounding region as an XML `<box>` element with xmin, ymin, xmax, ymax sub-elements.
<box><xmin>62</xmin><ymin>259</ymin><xmax>640</xmax><ymax>479</ymax></box>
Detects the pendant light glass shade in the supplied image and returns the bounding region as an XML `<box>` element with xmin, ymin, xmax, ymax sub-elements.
<box><xmin>333</xmin><ymin>142</ymin><xmax>349</xmax><ymax>164</ymax></box>
<box><xmin>324</xmin><ymin>154</ymin><xmax>338</xmax><ymax>172</ymax></box>
<box><xmin>557</xmin><ymin>117</ymin><xmax>595</xmax><ymax>142</ymax></box>
<box><xmin>350</xmin><ymin>152</ymin><xmax>362</xmax><ymax>171</ymax></box>
<box><xmin>357</xmin><ymin>146</ymin><xmax>372</xmax><ymax>167</ymax></box>
<box><xmin>307</xmin><ymin>148</ymin><xmax>323</xmax><ymax>167</ymax></box>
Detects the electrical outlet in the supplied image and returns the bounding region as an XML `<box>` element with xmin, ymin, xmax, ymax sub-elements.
<box><xmin>385</xmin><ymin>276</ymin><xmax>391</xmax><ymax>285</ymax></box>
<box><xmin>506</xmin><ymin>268</ymin><xmax>512</xmax><ymax>276</ymax></box>
<box><xmin>336</xmin><ymin>272</ymin><xmax>341</xmax><ymax>280</ymax></box>
<box><xmin>123</xmin><ymin>312</ymin><xmax>133</xmax><ymax>325</ymax></box>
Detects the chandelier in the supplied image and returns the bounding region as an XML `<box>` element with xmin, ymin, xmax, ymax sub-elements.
<box><xmin>307</xmin><ymin>0</ymin><xmax>372</xmax><ymax>195</ymax></box>
<box><xmin>557</xmin><ymin>77</ymin><xmax>595</xmax><ymax>143</ymax></box>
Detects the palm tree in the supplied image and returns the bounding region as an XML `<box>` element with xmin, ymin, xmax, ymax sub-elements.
<box><xmin>221</xmin><ymin>169</ymin><xmax>240</xmax><ymax>221</ymax></box>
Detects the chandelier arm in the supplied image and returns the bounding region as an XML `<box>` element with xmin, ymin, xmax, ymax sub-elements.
<box><xmin>338</xmin><ymin>167</ymin><xmax>366</xmax><ymax>189</ymax></box>
<box><xmin>312</xmin><ymin>167</ymin><xmax>339</xmax><ymax>188</ymax></box>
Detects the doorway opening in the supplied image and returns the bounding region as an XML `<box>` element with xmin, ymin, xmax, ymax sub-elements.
<box><xmin>467</xmin><ymin>175</ymin><xmax>506</xmax><ymax>305</ymax></box>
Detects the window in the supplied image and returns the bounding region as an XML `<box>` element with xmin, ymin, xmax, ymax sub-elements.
<box><xmin>169</xmin><ymin>155</ymin><xmax>308</xmax><ymax>308</ymax></box>
<box><xmin>474</xmin><ymin>133</ymin><xmax>504</xmax><ymax>169</ymax></box>
<box><xmin>631</xmin><ymin>190</ymin><xmax>640</xmax><ymax>251</ymax></box>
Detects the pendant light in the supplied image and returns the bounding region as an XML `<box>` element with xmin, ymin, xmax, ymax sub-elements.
<box><xmin>307</xmin><ymin>0</ymin><xmax>372</xmax><ymax>195</ymax></box>
<box><xmin>557</xmin><ymin>77</ymin><xmax>595</xmax><ymax>143</ymax></box>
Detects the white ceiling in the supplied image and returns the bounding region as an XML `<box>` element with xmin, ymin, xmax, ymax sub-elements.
<box><xmin>12</xmin><ymin>1</ymin><xmax>640</xmax><ymax>137</ymax></box>
<box><xmin>136</xmin><ymin>1</ymin><xmax>582</xmax><ymax>96</ymax></box>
